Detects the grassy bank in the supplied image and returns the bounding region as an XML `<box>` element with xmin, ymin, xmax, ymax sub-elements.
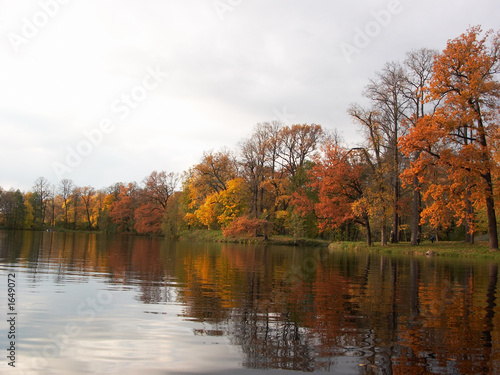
<box><xmin>328</xmin><ymin>240</ymin><xmax>500</xmax><ymax>259</ymax></box>
<box><xmin>179</xmin><ymin>229</ymin><xmax>330</xmax><ymax>247</ymax></box>
<box><xmin>180</xmin><ymin>230</ymin><xmax>500</xmax><ymax>258</ymax></box>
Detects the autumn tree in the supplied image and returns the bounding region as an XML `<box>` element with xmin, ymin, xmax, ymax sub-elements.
<box><xmin>46</xmin><ymin>186</ymin><xmax>56</xmax><ymax>227</ymax></box>
<box><xmin>403</xmin><ymin>48</ymin><xmax>438</xmax><ymax>245</ymax></box>
<box><xmin>348</xmin><ymin>104</ymin><xmax>394</xmax><ymax>245</ymax></box>
<box><xmin>240</xmin><ymin>122</ymin><xmax>274</xmax><ymax>217</ymax></box>
<box><xmin>216</xmin><ymin>177</ymin><xmax>250</xmax><ymax>227</ymax></box>
<box><xmin>400</xmin><ymin>26</ymin><xmax>500</xmax><ymax>249</ymax></box>
<box><xmin>133</xmin><ymin>171</ymin><xmax>180</xmax><ymax>235</ymax></box>
<box><xmin>109</xmin><ymin>183</ymin><xmax>139</xmax><ymax>232</ymax></box>
<box><xmin>142</xmin><ymin>170</ymin><xmax>179</xmax><ymax>210</ymax></box>
<box><xmin>364</xmin><ymin>62</ymin><xmax>411</xmax><ymax>243</ymax></box>
<box><xmin>162</xmin><ymin>191</ymin><xmax>183</xmax><ymax>237</ymax></box>
<box><xmin>80</xmin><ymin>186</ymin><xmax>96</xmax><ymax>230</ymax></box>
<box><xmin>183</xmin><ymin>149</ymin><xmax>238</xmax><ymax>227</ymax></box>
<box><xmin>91</xmin><ymin>190</ymin><xmax>107</xmax><ymax>231</ymax></box>
<box><xmin>58</xmin><ymin>179</ymin><xmax>74</xmax><ymax>228</ymax></box>
<box><xmin>97</xmin><ymin>189</ymin><xmax>118</xmax><ymax>233</ymax></box>
<box><xmin>277</xmin><ymin>124</ymin><xmax>324</xmax><ymax>178</ymax></box>
<box><xmin>192</xmin><ymin>149</ymin><xmax>238</xmax><ymax>197</ymax></box>
<box><xmin>71</xmin><ymin>186</ymin><xmax>81</xmax><ymax>229</ymax></box>
<box><xmin>23</xmin><ymin>192</ymin><xmax>35</xmax><ymax>229</ymax></box>
<box><xmin>32</xmin><ymin>176</ymin><xmax>51</xmax><ymax>229</ymax></box>
<box><xmin>295</xmin><ymin>140</ymin><xmax>373</xmax><ymax>245</ymax></box>
<box><xmin>0</xmin><ymin>189</ymin><xmax>26</xmax><ymax>229</ymax></box>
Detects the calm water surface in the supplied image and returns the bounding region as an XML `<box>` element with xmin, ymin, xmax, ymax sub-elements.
<box><xmin>1</xmin><ymin>230</ymin><xmax>499</xmax><ymax>374</ymax></box>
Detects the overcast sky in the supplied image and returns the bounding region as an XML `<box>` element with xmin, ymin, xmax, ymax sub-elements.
<box><xmin>1</xmin><ymin>0</ymin><xmax>499</xmax><ymax>191</ymax></box>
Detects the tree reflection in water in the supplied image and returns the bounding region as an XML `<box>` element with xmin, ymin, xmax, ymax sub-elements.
<box><xmin>1</xmin><ymin>230</ymin><xmax>499</xmax><ymax>374</ymax></box>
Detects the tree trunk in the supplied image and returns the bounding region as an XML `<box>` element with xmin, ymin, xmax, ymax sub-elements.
<box><xmin>381</xmin><ymin>223</ymin><xmax>387</xmax><ymax>246</ymax></box>
<box><xmin>486</xmin><ymin>192</ymin><xmax>499</xmax><ymax>250</ymax></box>
<box><xmin>86</xmin><ymin>209</ymin><xmax>92</xmax><ymax>231</ymax></box>
<box><xmin>411</xmin><ymin>175</ymin><xmax>420</xmax><ymax>246</ymax></box>
<box><xmin>477</xmin><ymin>115</ymin><xmax>499</xmax><ymax>250</ymax></box>
<box><xmin>465</xmin><ymin>194</ymin><xmax>474</xmax><ymax>245</ymax></box>
<box><xmin>73</xmin><ymin>198</ymin><xmax>78</xmax><ymax>230</ymax></box>
<box><xmin>64</xmin><ymin>202</ymin><xmax>69</xmax><ymax>229</ymax></box>
<box><xmin>365</xmin><ymin>215</ymin><xmax>372</xmax><ymax>247</ymax></box>
<box><xmin>392</xmin><ymin>177</ymin><xmax>399</xmax><ymax>243</ymax></box>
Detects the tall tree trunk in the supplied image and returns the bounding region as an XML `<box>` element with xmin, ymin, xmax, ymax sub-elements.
<box><xmin>392</xmin><ymin>133</ymin><xmax>399</xmax><ymax>243</ymax></box>
<box><xmin>364</xmin><ymin>214</ymin><xmax>372</xmax><ymax>247</ymax></box>
<box><xmin>485</xmin><ymin>189</ymin><xmax>499</xmax><ymax>250</ymax></box>
<box><xmin>381</xmin><ymin>215</ymin><xmax>388</xmax><ymax>246</ymax></box>
<box><xmin>477</xmin><ymin>115</ymin><xmax>499</xmax><ymax>250</ymax></box>
<box><xmin>411</xmin><ymin>175</ymin><xmax>420</xmax><ymax>246</ymax></box>
<box><xmin>464</xmin><ymin>127</ymin><xmax>474</xmax><ymax>245</ymax></box>
<box><xmin>86</xmin><ymin>208</ymin><xmax>92</xmax><ymax>231</ymax></box>
<box><xmin>465</xmin><ymin>193</ymin><xmax>474</xmax><ymax>245</ymax></box>
<box><xmin>73</xmin><ymin>198</ymin><xmax>78</xmax><ymax>230</ymax></box>
<box><xmin>64</xmin><ymin>202</ymin><xmax>69</xmax><ymax>229</ymax></box>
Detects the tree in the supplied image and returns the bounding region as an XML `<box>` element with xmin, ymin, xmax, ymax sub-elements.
<box><xmin>162</xmin><ymin>191</ymin><xmax>183</xmax><ymax>238</ymax></box>
<box><xmin>192</xmin><ymin>149</ymin><xmax>238</xmax><ymax>197</ymax></box>
<box><xmin>295</xmin><ymin>141</ymin><xmax>373</xmax><ymax>246</ymax></box>
<box><xmin>364</xmin><ymin>62</ymin><xmax>411</xmax><ymax>242</ymax></box>
<box><xmin>133</xmin><ymin>171</ymin><xmax>180</xmax><ymax>235</ymax></box>
<box><xmin>216</xmin><ymin>177</ymin><xmax>250</xmax><ymax>227</ymax></box>
<box><xmin>240</xmin><ymin>123</ymin><xmax>273</xmax><ymax>217</ymax></box>
<box><xmin>403</xmin><ymin>48</ymin><xmax>438</xmax><ymax>245</ymax></box>
<box><xmin>143</xmin><ymin>171</ymin><xmax>179</xmax><ymax>209</ymax></box>
<box><xmin>348</xmin><ymin>104</ymin><xmax>393</xmax><ymax>245</ymax></box>
<box><xmin>277</xmin><ymin>124</ymin><xmax>324</xmax><ymax>178</ymax></box>
<box><xmin>134</xmin><ymin>201</ymin><xmax>164</xmax><ymax>234</ymax></box>
<box><xmin>400</xmin><ymin>26</ymin><xmax>500</xmax><ymax>250</ymax></box>
<box><xmin>0</xmin><ymin>189</ymin><xmax>26</xmax><ymax>229</ymax></box>
<box><xmin>24</xmin><ymin>192</ymin><xmax>35</xmax><ymax>229</ymax></box>
<box><xmin>184</xmin><ymin>149</ymin><xmax>238</xmax><ymax>227</ymax></box>
<box><xmin>46</xmin><ymin>186</ymin><xmax>56</xmax><ymax>227</ymax></box>
<box><xmin>71</xmin><ymin>186</ymin><xmax>81</xmax><ymax>230</ymax></box>
<box><xmin>58</xmin><ymin>179</ymin><xmax>74</xmax><ymax>228</ymax></box>
<box><xmin>80</xmin><ymin>186</ymin><xmax>96</xmax><ymax>230</ymax></box>
<box><xmin>109</xmin><ymin>183</ymin><xmax>138</xmax><ymax>232</ymax></box>
<box><xmin>32</xmin><ymin>177</ymin><xmax>51</xmax><ymax>229</ymax></box>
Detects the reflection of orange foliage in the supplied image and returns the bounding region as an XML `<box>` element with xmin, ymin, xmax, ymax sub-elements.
<box><xmin>295</xmin><ymin>264</ymin><xmax>354</xmax><ymax>354</ymax></box>
<box><xmin>12</xmin><ymin>230</ymin><xmax>500</xmax><ymax>373</ymax></box>
<box><xmin>182</xmin><ymin>250</ymin><xmax>237</xmax><ymax>313</ymax></box>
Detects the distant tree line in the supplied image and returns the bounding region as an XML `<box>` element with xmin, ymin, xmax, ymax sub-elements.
<box><xmin>1</xmin><ymin>26</ymin><xmax>499</xmax><ymax>248</ymax></box>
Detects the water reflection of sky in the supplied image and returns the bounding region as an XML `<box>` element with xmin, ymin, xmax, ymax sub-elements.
<box><xmin>1</xmin><ymin>265</ymin><xmax>247</xmax><ymax>375</ymax></box>
<box><xmin>1</xmin><ymin>230</ymin><xmax>500</xmax><ymax>374</ymax></box>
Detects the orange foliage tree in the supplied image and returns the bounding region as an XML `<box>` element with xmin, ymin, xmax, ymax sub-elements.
<box><xmin>135</xmin><ymin>171</ymin><xmax>180</xmax><ymax>235</ymax></box>
<box><xmin>109</xmin><ymin>183</ymin><xmax>138</xmax><ymax>232</ymax></box>
<box><xmin>295</xmin><ymin>141</ymin><xmax>373</xmax><ymax>246</ymax></box>
<box><xmin>400</xmin><ymin>26</ymin><xmax>500</xmax><ymax>249</ymax></box>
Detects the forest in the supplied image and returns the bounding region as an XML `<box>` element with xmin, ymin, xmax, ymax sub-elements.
<box><xmin>1</xmin><ymin>26</ymin><xmax>499</xmax><ymax>249</ymax></box>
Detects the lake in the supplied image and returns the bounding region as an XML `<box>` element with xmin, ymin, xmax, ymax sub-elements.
<box><xmin>0</xmin><ymin>230</ymin><xmax>499</xmax><ymax>374</ymax></box>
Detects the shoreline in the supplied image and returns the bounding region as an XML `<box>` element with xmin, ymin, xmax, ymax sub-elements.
<box><xmin>180</xmin><ymin>229</ymin><xmax>500</xmax><ymax>259</ymax></box>
<box><xmin>5</xmin><ymin>228</ymin><xmax>498</xmax><ymax>259</ymax></box>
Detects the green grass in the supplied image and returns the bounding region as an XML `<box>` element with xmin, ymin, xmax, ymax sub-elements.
<box><xmin>176</xmin><ymin>229</ymin><xmax>500</xmax><ymax>258</ymax></box>
<box><xmin>328</xmin><ymin>240</ymin><xmax>500</xmax><ymax>259</ymax></box>
<box><xmin>179</xmin><ymin>229</ymin><xmax>225</xmax><ymax>242</ymax></box>
<box><xmin>179</xmin><ymin>229</ymin><xmax>330</xmax><ymax>246</ymax></box>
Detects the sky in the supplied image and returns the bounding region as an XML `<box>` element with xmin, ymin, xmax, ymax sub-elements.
<box><xmin>1</xmin><ymin>0</ymin><xmax>499</xmax><ymax>192</ymax></box>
